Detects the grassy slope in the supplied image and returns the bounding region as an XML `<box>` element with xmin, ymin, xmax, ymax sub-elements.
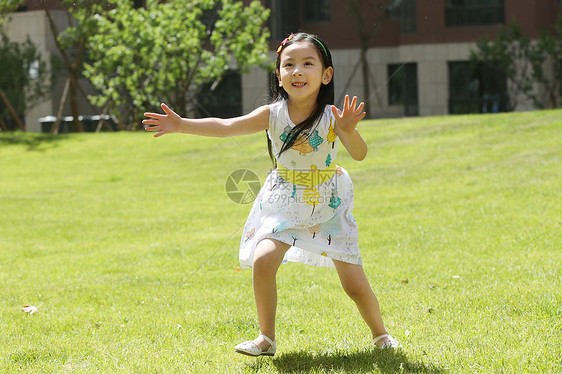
<box><xmin>0</xmin><ymin>110</ymin><xmax>560</xmax><ymax>373</ymax></box>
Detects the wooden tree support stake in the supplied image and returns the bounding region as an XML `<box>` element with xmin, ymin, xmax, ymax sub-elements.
<box><xmin>52</xmin><ymin>77</ymin><xmax>70</xmax><ymax>134</ymax></box>
<box><xmin>0</xmin><ymin>117</ymin><xmax>8</xmax><ymax>131</ymax></box>
<box><xmin>0</xmin><ymin>89</ymin><xmax>26</xmax><ymax>131</ymax></box>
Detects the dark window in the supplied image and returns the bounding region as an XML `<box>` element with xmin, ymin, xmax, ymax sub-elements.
<box><xmin>303</xmin><ymin>0</ymin><xmax>330</xmax><ymax>22</ymax></box>
<box><xmin>388</xmin><ymin>63</ymin><xmax>418</xmax><ymax>116</ymax></box>
<box><xmin>400</xmin><ymin>0</ymin><xmax>416</xmax><ymax>34</ymax></box>
<box><xmin>448</xmin><ymin>61</ymin><xmax>508</xmax><ymax>114</ymax></box>
<box><xmin>198</xmin><ymin>72</ymin><xmax>242</xmax><ymax>118</ymax></box>
<box><xmin>267</xmin><ymin>0</ymin><xmax>300</xmax><ymax>41</ymax></box>
<box><xmin>446</xmin><ymin>0</ymin><xmax>505</xmax><ymax>27</ymax></box>
<box><xmin>386</xmin><ymin>0</ymin><xmax>416</xmax><ymax>33</ymax></box>
<box><xmin>386</xmin><ymin>0</ymin><xmax>403</xmax><ymax>19</ymax></box>
<box><xmin>201</xmin><ymin>4</ymin><xmax>221</xmax><ymax>35</ymax></box>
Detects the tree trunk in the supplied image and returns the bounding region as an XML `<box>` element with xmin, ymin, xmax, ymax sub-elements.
<box><xmin>337</xmin><ymin>57</ymin><xmax>361</xmax><ymax>105</ymax></box>
<box><xmin>360</xmin><ymin>45</ymin><xmax>372</xmax><ymax>118</ymax></box>
<box><xmin>41</xmin><ymin>0</ymin><xmax>84</xmax><ymax>132</ymax></box>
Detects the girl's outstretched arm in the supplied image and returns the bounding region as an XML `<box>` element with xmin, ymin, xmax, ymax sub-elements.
<box><xmin>331</xmin><ymin>95</ymin><xmax>368</xmax><ymax>161</ymax></box>
<box><xmin>143</xmin><ymin>103</ymin><xmax>269</xmax><ymax>138</ymax></box>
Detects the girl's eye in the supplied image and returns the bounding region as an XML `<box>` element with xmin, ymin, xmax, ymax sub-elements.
<box><xmin>284</xmin><ymin>63</ymin><xmax>293</xmax><ymax>67</ymax></box>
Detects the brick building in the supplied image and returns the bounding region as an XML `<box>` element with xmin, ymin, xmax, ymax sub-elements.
<box><xmin>243</xmin><ymin>0</ymin><xmax>561</xmax><ymax>118</ymax></box>
<box><xmin>3</xmin><ymin>0</ymin><xmax>561</xmax><ymax>131</ymax></box>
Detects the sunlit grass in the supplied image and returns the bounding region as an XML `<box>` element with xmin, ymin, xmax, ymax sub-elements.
<box><xmin>0</xmin><ymin>109</ymin><xmax>560</xmax><ymax>373</ymax></box>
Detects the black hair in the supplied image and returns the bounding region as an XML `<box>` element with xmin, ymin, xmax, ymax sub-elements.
<box><xmin>266</xmin><ymin>33</ymin><xmax>335</xmax><ymax>167</ymax></box>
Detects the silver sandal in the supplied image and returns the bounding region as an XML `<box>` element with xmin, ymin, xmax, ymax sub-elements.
<box><xmin>235</xmin><ymin>334</ymin><xmax>276</xmax><ymax>357</ymax></box>
<box><xmin>373</xmin><ymin>333</ymin><xmax>401</xmax><ymax>349</ymax></box>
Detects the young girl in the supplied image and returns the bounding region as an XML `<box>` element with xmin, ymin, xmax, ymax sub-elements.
<box><xmin>143</xmin><ymin>32</ymin><xmax>400</xmax><ymax>356</ymax></box>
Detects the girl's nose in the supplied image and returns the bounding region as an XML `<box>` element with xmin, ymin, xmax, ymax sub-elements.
<box><xmin>292</xmin><ymin>66</ymin><xmax>303</xmax><ymax>76</ymax></box>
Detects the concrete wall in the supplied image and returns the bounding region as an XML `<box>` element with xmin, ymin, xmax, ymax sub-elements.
<box><xmin>4</xmin><ymin>10</ymin><xmax>94</xmax><ymax>133</ymax></box>
<box><xmin>5</xmin><ymin>11</ymin><xmax>53</xmax><ymax>132</ymax></box>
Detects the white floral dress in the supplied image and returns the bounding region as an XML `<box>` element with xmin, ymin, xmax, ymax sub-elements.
<box><xmin>239</xmin><ymin>100</ymin><xmax>361</xmax><ymax>268</ymax></box>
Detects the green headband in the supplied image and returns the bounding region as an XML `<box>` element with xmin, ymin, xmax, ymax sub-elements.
<box><xmin>277</xmin><ymin>34</ymin><xmax>328</xmax><ymax>57</ymax></box>
<box><xmin>307</xmin><ymin>36</ymin><xmax>328</xmax><ymax>57</ymax></box>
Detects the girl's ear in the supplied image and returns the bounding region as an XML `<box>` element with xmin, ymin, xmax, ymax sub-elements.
<box><xmin>276</xmin><ymin>70</ymin><xmax>283</xmax><ymax>87</ymax></box>
<box><xmin>322</xmin><ymin>67</ymin><xmax>334</xmax><ymax>85</ymax></box>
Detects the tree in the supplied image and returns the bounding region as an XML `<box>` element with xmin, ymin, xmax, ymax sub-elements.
<box><xmin>470</xmin><ymin>20</ymin><xmax>562</xmax><ymax>111</ymax></box>
<box><xmin>0</xmin><ymin>0</ymin><xmax>23</xmax><ymax>24</ymax></box>
<box><xmin>83</xmin><ymin>0</ymin><xmax>271</xmax><ymax>129</ymax></box>
<box><xmin>41</xmin><ymin>0</ymin><xmax>113</xmax><ymax>132</ymax></box>
<box><xmin>344</xmin><ymin>0</ymin><xmax>401</xmax><ymax>118</ymax></box>
<box><xmin>534</xmin><ymin>15</ymin><xmax>562</xmax><ymax>108</ymax></box>
<box><xmin>469</xmin><ymin>23</ymin><xmax>536</xmax><ymax>111</ymax></box>
<box><xmin>1</xmin><ymin>0</ymin><xmax>112</xmax><ymax>132</ymax></box>
<box><xmin>0</xmin><ymin>29</ymin><xmax>49</xmax><ymax>131</ymax></box>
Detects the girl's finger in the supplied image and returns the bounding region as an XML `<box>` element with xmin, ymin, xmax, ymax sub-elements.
<box><xmin>356</xmin><ymin>102</ymin><xmax>365</xmax><ymax>114</ymax></box>
<box><xmin>142</xmin><ymin>119</ymin><xmax>159</xmax><ymax>125</ymax></box>
<box><xmin>144</xmin><ymin>112</ymin><xmax>165</xmax><ymax>120</ymax></box>
<box><xmin>344</xmin><ymin>95</ymin><xmax>350</xmax><ymax>109</ymax></box>
<box><xmin>350</xmin><ymin>96</ymin><xmax>357</xmax><ymax>109</ymax></box>
<box><xmin>331</xmin><ymin>105</ymin><xmax>341</xmax><ymax>118</ymax></box>
<box><xmin>161</xmin><ymin>103</ymin><xmax>175</xmax><ymax>115</ymax></box>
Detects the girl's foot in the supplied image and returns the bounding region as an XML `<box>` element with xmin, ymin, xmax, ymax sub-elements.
<box><xmin>373</xmin><ymin>334</ymin><xmax>401</xmax><ymax>349</ymax></box>
<box><xmin>235</xmin><ymin>334</ymin><xmax>276</xmax><ymax>357</ymax></box>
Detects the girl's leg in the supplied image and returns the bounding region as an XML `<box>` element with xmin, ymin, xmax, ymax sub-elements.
<box><xmin>251</xmin><ymin>238</ymin><xmax>291</xmax><ymax>349</ymax></box>
<box><xmin>332</xmin><ymin>259</ymin><xmax>391</xmax><ymax>345</ymax></box>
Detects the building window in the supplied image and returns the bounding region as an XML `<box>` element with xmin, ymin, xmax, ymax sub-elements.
<box><xmin>198</xmin><ymin>71</ymin><xmax>242</xmax><ymax>118</ymax></box>
<box><xmin>446</xmin><ymin>0</ymin><xmax>505</xmax><ymax>27</ymax></box>
<box><xmin>388</xmin><ymin>63</ymin><xmax>418</xmax><ymax>116</ymax></box>
<box><xmin>267</xmin><ymin>0</ymin><xmax>300</xmax><ymax>41</ymax></box>
<box><xmin>387</xmin><ymin>0</ymin><xmax>416</xmax><ymax>33</ymax></box>
<box><xmin>386</xmin><ymin>0</ymin><xmax>403</xmax><ymax>19</ymax></box>
<box><xmin>303</xmin><ymin>0</ymin><xmax>330</xmax><ymax>22</ymax></box>
<box><xmin>448</xmin><ymin>61</ymin><xmax>508</xmax><ymax>114</ymax></box>
<box><xmin>400</xmin><ymin>0</ymin><xmax>416</xmax><ymax>34</ymax></box>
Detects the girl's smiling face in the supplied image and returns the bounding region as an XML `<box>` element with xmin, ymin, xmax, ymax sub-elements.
<box><xmin>277</xmin><ymin>41</ymin><xmax>333</xmax><ymax>102</ymax></box>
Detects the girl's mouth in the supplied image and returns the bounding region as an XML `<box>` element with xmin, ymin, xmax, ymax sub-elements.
<box><xmin>292</xmin><ymin>82</ymin><xmax>306</xmax><ymax>87</ymax></box>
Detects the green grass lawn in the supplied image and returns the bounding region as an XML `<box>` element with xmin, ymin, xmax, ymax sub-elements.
<box><xmin>0</xmin><ymin>110</ymin><xmax>560</xmax><ymax>373</ymax></box>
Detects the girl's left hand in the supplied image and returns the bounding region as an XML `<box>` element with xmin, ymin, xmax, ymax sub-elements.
<box><xmin>143</xmin><ymin>103</ymin><xmax>182</xmax><ymax>137</ymax></box>
<box><xmin>331</xmin><ymin>95</ymin><xmax>366</xmax><ymax>134</ymax></box>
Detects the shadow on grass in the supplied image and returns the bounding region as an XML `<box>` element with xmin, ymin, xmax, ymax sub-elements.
<box><xmin>247</xmin><ymin>348</ymin><xmax>446</xmax><ymax>373</ymax></box>
<box><xmin>0</xmin><ymin>132</ymin><xmax>68</xmax><ymax>151</ymax></box>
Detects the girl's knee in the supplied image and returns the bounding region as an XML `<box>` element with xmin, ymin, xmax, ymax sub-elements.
<box><xmin>252</xmin><ymin>239</ymin><xmax>289</xmax><ymax>270</ymax></box>
<box><xmin>343</xmin><ymin>282</ymin><xmax>371</xmax><ymax>301</ymax></box>
<box><xmin>252</xmin><ymin>251</ymin><xmax>275</xmax><ymax>269</ymax></box>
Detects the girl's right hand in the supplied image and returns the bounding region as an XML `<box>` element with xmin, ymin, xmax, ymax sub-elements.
<box><xmin>143</xmin><ymin>103</ymin><xmax>182</xmax><ymax>138</ymax></box>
